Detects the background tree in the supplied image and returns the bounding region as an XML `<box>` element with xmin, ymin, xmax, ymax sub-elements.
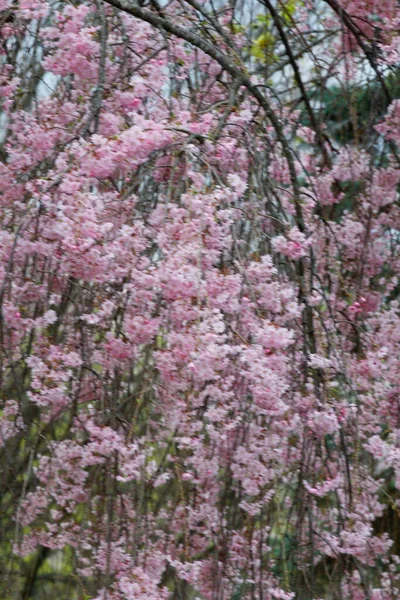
<box><xmin>0</xmin><ymin>0</ymin><xmax>399</xmax><ymax>599</ymax></box>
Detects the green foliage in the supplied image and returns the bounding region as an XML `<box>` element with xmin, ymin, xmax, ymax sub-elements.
<box><xmin>306</xmin><ymin>73</ymin><xmax>400</xmax><ymax>144</ymax></box>
<box><xmin>249</xmin><ymin>1</ymin><xmax>303</xmax><ymax>64</ymax></box>
<box><xmin>251</xmin><ymin>31</ymin><xmax>275</xmax><ymax>62</ymax></box>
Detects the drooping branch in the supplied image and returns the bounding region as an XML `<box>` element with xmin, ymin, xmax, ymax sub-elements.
<box><xmin>261</xmin><ymin>0</ymin><xmax>331</xmax><ymax>167</ymax></box>
<box><xmin>323</xmin><ymin>0</ymin><xmax>392</xmax><ymax>104</ymax></box>
<box><xmin>98</xmin><ymin>0</ymin><xmax>305</xmax><ymax>228</ymax></box>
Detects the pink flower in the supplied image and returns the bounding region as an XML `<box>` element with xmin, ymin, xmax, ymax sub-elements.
<box><xmin>272</xmin><ymin>227</ymin><xmax>310</xmax><ymax>259</ymax></box>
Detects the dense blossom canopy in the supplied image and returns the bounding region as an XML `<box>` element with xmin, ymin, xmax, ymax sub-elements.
<box><xmin>0</xmin><ymin>0</ymin><xmax>399</xmax><ymax>598</ymax></box>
